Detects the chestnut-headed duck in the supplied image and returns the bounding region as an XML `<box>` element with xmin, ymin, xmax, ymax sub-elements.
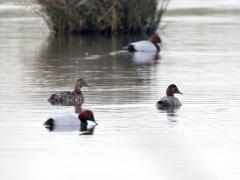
<box><xmin>48</xmin><ymin>79</ymin><xmax>88</xmax><ymax>106</ymax></box>
<box><xmin>43</xmin><ymin>110</ymin><xmax>97</xmax><ymax>131</ymax></box>
<box><xmin>125</xmin><ymin>34</ymin><xmax>162</xmax><ymax>53</ymax></box>
<box><xmin>156</xmin><ymin>84</ymin><xmax>183</xmax><ymax>109</ymax></box>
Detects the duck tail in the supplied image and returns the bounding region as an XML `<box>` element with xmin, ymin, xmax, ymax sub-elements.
<box><xmin>48</xmin><ymin>94</ymin><xmax>61</xmax><ymax>105</ymax></box>
<box><xmin>48</xmin><ymin>94</ymin><xmax>56</xmax><ymax>102</ymax></box>
<box><xmin>43</xmin><ymin>118</ymin><xmax>55</xmax><ymax>131</ymax></box>
<box><xmin>156</xmin><ymin>100</ymin><xmax>168</xmax><ymax>109</ymax></box>
<box><xmin>123</xmin><ymin>44</ymin><xmax>136</xmax><ymax>52</ymax></box>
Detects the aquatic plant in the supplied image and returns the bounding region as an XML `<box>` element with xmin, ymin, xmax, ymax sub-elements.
<box><xmin>36</xmin><ymin>0</ymin><xmax>170</xmax><ymax>35</ymax></box>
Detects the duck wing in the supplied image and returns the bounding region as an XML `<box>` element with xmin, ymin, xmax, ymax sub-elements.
<box><xmin>48</xmin><ymin>91</ymin><xmax>84</xmax><ymax>106</ymax></box>
<box><xmin>156</xmin><ymin>97</ymin><xmax>170</xmax><ymax>109</ymax></box>
<box><xmin>130</xmin><ymin>41</ymin><xmax>157</xmax><ymax>52</ymax></box>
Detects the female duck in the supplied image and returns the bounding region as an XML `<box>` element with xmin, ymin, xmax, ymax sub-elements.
<box><xmin>43</xmin><ymin>110</ymin><xmax>97</xmax><ymax>131</ymax></box>
<box><xmin>126</xmin><ymin>34</ymin><xmax>162</xmax><ymax>53</ymax></box>
<box><xmin>156</xmin><ymin>84</ymin><xmax>183</xmax><ymax>109</ymax></box>
<box><xmin>48</xmin><ymin>79</ymin><xmax>88</xmax><ymax>105</ymax></box>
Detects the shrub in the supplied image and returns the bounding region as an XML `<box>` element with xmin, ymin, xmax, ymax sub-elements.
<box><xmin>37</xmin><ymin>0</ymin><xmax>169</xmax><ymax>35</ymax></box>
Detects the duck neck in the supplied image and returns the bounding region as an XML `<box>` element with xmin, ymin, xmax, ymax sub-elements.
<box><xmin>153</xmin><ymin>43</ymin><xmax>160</xmax><ymax>53</ymax></box>
<box><xmin>80</xmin><ymin>120</ymin><xmax>88</xmax><ymax>131</ymax></box>
<box><xmin>166</xmin><ymin>88</ymin><xmax>174</xmax><ymax>97</ymax></box>
<box><xmin>74</xmin><ymin>88</ymin><xmax>82</xmax><ymax>94</ymax></box>
<box><xmin>80</xmin><ymin>119</ymin><xmax>88</xmax><ymax>125</ymax></box>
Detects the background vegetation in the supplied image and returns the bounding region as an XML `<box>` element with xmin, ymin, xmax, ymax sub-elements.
<box><xmin>37</xmin><ymin>0</ymin><xmax>169</xmax><ymax>35</ymax></box>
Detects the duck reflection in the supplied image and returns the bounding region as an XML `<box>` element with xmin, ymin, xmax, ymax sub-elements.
<box><xmin>130</xmin><ymin>52</ymin><xmax>160</xmax><ymax>65</ymax></box>
<box><xmin>157</xmin><ymin>107</ymin><xmax>180</xmax><ymax>122</ymax></box>
<box><xmin>166</xmin><ymin>107</ymin><xmax>179</xmax><ymax>122</ymax></box>
<box><xmin>79</xmin><ymin>124</ymin><xmax>95</xmax><ymax>135</ymax></box>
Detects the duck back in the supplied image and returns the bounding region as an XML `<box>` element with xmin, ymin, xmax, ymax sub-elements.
<box><xmin>45</xmin><ymin>115</ymin><xmax>80</xmax><ymax>126</ymax></box>
<box><xmin>43</xmin><ymin>115</ymin><xmax>97</xmax><ymax>132</ymax></box>
<box><xmin>129</xmin><ymin>41</ymin><xmax>158</xmax><ymax>52</ymax></box>
<box><xmin>48</xmin><ymin>91</ymin><xmax>84</xmax><ymax>105</ymax></box>
<box><xmin>156</xmin><ymin>96</ymin><xmax>182</xmax><ymax>109</ymax></box>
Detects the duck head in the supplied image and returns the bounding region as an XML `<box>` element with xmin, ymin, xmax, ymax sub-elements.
<box><xmin>148</xmin><ymin>34</ymin><xmax>162</xmax><ymax>44</ymax></box>
<box><xmin>74</xmin><ymin>79</ymin><xmax>89</xmax><ymax>93</ymax></box>
<box><xmin>166</xmin><ymin>84</ymin><xmax>183</xmax><ymax>97</ymax></box>
<box><xmin>78</xmin><ymin>110</ymin><xmax>97</xmax><ymax>133</ymax></box>
<box><xmin>78</xmin><ymin>110</ymin><xmax>97</xmax><ymax>125</ymax></box>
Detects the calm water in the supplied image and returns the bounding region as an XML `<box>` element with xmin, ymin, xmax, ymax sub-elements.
<box><xmin>1</xmin><ymin>1</ymin><xmax>240</xmax><ymax>180</ymax></box>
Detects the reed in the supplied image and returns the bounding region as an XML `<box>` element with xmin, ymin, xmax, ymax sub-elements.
<box><xmin>37</xmin><ymin>0</ymin><xmax>169</xmax><ymax>35</ymax></box>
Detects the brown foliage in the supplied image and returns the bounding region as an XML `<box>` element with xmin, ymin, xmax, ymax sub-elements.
<box><xmin>37</xmin><ymin>0</ymin><xmax>169</xmax><ymax>35</ymax></box>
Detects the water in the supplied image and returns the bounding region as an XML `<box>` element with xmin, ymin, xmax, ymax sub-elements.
<box><xmin>1</xmin><ymin>1</ymin><xmax>240</xmax><ymax>180</ymax></box>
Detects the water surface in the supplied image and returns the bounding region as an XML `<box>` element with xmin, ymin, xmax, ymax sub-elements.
<box><xmin>1</xmin><ymin>1</ymin><xmax>240</xmax><ymax>180</ymax></box>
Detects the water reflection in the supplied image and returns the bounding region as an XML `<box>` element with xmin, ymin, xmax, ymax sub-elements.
<box><xmin>40</xmin><ymin>34</ymin><xmax>136</xmax><ymax>61</ymax></box>
<box><xmin>33</xmin><ymin>35</ymin><xmax>159</xmax><ymax>105</ymax></box>
<box><xmin>130</xmin><ymin>52</ymin><xmax>161</xmax><ymax>65</ymax></box>
<box><xmin>79</xmin><ymin>124</ymin><xmax>96</xmax><ymax>135</ymax></box>
<box><xmin>166</xmin><ymin>107</ymin><xmax>179</xmax><ymax>122</ymax></box>
<box><xmin>158</xmin><ymin>106</ymin><xmax>181</xmax><ymax>122</ymax></box>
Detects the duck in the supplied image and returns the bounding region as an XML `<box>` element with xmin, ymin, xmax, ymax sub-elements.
<box><xmin>48</xmin><ymin>79</ymin><xmax>88</xmax><ymax>106</ymax></box>
<box><xmin>125</xmin><ymin>34</ymin><xmax>162</xmax><ymax>53</ymax></box>
<box><xmin>156</xmin><ymin>84</ymin><xmax>183</xmax><ymax>109</ymax></box>
<box><xmin>43</xmin><ymin>110</ymin><xmax>97</xmax><ymax>131</ymax></box>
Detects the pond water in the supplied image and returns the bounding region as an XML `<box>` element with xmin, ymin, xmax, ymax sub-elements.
<box><xmin>0</xmin><ymin>1</ymin><xmax>240</xmax><ymax>180</ymax></box>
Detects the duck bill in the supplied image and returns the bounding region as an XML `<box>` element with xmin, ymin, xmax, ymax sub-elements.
<box><xmin>175</xmin><ymin>88</ymin><xmax>183</xmax><ymax>94</ymax></box>
<box><xmin>93</xmin><ymin>121</ymin><xmax>98</xmax><ymax>125</ymax></box>
<box><xmin>90</xmin><ymin>118</ymin><xmax>98</xmax><ymax>125</ymax></box>
<box><xmin>177</xmin><ymin>90</ymin><xmax>183</xmax><ymax>95</ymax></box>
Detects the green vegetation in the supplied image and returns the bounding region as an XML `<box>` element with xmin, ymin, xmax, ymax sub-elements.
<box><xmin>37</xmin><ymin>0</ymin><xmax>169</xmax><ymax>35</ymax></box>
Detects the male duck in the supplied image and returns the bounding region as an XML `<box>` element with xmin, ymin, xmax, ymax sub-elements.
<box><xmin>48</xmin><ymin>79</ymin><xmax>88</xmax><ymax>105</ymax></box>
<box><xmin>43</xmin><ymin>110</ymin><xmax>97</xmax><ymax>131</ymax></box>
<box><xmin>126</xmin><ymin>34</ymin><xmax>162</xmax><ymax>53</ymax></box>
<box><xmin>156</xmin><ymin>84</ymin><xmax>183</xmax><ymax>109</ymax></box>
